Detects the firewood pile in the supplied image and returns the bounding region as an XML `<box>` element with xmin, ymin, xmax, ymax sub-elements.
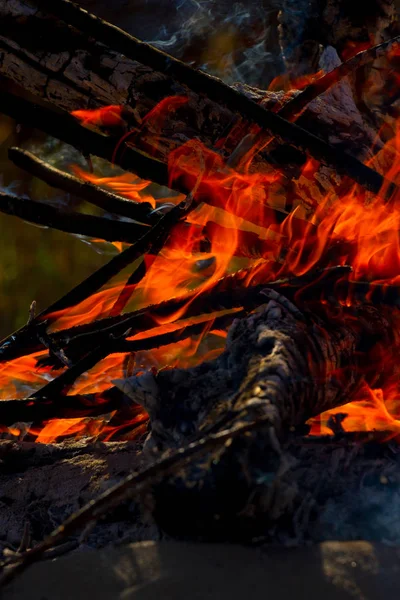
<box><xmin>0</xmin><ymin>0</ymin><xmax>400</xmax><ymax>589</ymax></box>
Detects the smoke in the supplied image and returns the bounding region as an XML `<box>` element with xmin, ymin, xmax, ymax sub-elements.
<box><xmin>146</xmin><ymin>0</ymin><xmax>285</xmax><ymax>88</ymax></box>
<box><xmin>78</xmin><ymin>1</ymin><xmax>286</xmax><ymax>87</ymax></box>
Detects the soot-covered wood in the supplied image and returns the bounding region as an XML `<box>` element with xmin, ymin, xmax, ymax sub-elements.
<box><xmin>0</xmin><ymin>0</ymin><xmax>392</xmax><ymax>173</ymax></box>
<box><xmin>114</xmin><ymin>291</ymin><xmax>391</xmax><ymax>538</ymax></box>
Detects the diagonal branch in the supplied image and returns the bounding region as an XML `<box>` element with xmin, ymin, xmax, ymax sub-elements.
<box><xmin>279</xmin><ymin>34</ymin><xmax>400</xmax><ymax>122</ymax></box>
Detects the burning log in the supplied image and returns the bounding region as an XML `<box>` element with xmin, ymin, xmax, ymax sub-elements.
<box><xmin>1</xmin><ymin>0</ymin><xmax>400</xmax><ymax>587</ymax></box>
<box><xmin>127</xmin><ymin>293</ymin><xmax>392</xmax><ymax>537</ymax></box>
<box><xmin>0</xmin><ymin>0</ymin><xmax>396</xmax><ymax>196</ymax></box>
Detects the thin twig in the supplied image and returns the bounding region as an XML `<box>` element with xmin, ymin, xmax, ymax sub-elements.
<box><xmin>31</xmin><ymin>311</ymin><xmax>244</xmax><ymax>399</ymax></box>
<box><xmin>0</xmin><ymin>196</ymin><xmax>189</xmax><ymax>362</ymax></box>
<box><xmin>8</xmin><ymin>147</ymin><xmax>156</xmax><ymax>223</ymax></box>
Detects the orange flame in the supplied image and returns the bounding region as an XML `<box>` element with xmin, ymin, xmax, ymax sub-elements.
<box><xmin>71</xmin><ymin>105</ymin><xmax>125</xmax><ymax>128</ymax></box>
<box><xmin>73</xmin><ymin>167</ymin><xmax>157</xmax><ymax>208</ymax></box>
<box><xmin>0</xmin><ymin>351</ymin><xmax>60</xmax><ymax>399</ymax></box>
<box><xmin>3</xmin><ymin>87</ymin><xmax>400</xmax><ymax>442</ymax></box>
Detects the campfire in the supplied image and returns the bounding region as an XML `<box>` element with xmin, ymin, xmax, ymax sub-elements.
<box><xmin>0</xmin><ymin>0</ymin><xmax>400</xmax><ymax>589</ymax></box>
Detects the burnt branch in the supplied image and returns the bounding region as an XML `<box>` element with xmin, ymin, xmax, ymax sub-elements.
<box><xmin>0</xmin><ymin>89</ymin><xmax>170</xmax><ymax>190</ymax></box>
<box><xmin>279</xmin><ymin>34</ymin><xmax>400</xmax><ymax>121</ymax></box>
<box><xmin>0</xmin><ymin>191</ymin><xmax>148</xmax><ymax>244</ymax></box>
<box><xmin>8</xmin><ymin>147</ymin><xmax>156</xmax><ymax>224</ymax></box>
<box><xmin>0</xmin><ymin>386</ymin><xmax>129</xmax><ymax>425</ymax></box>
<box><xmin>30</xmin><ymin>311</ymin><xmax>245</xmax><ymax>399</ymax></box>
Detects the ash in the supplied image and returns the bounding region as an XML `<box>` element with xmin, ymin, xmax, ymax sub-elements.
<box><xmin>1</xmin><ymin>436</ymin><xmax>400</xmax><ymax>556</ymax></box>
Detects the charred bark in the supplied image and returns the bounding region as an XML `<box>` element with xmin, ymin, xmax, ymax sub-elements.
<box><xmin>113</xmin><ymin>291</ymin><xmax>391</xmax><ymax>538</ymax></box>
<box><xmin>0</xmin><ymin>0</ymin><xmax>393</xmax><ymax>191</ymax></box>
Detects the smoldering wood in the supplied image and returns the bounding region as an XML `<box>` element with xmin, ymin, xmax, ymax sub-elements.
<box><xmin>30</xmin><ymin>310</ymin><xmax>244</xmax><ymax>400</ymax></box>
<box><xmin>0</xmin><ymin>0</ymin><xmax>399</xmax><ymax>584</ymax></box>
<box><xmin>0</xmin><ymin>264</ymin><xmax>349</xmax><ymax>364</ymax></box>
<box><xmin>0</xmin><ymin>0</ymin><xmax>394</xmax><ymax>197</ymax></box>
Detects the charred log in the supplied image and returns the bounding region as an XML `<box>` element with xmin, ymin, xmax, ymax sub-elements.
<box><xmin>0</xmin><ymin>0</ymin><xmax>394</xmax><ymax>196</ymax></box>
<box><xmin>133</xmin><ymin>292</ymin><xmax>391</xmax><ymax>538</ymax></box>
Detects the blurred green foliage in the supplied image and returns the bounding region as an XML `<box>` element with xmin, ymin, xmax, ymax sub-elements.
<box><xmin>0</xmin><ymin>115</ymin><xmax>111</xmax><ymax>339</ymax></box>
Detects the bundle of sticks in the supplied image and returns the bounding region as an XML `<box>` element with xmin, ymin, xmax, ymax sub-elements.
<box><xmin>0</xmin><ymin>0</ymin><xmax>400</xmax><ymax>585</ymax></box>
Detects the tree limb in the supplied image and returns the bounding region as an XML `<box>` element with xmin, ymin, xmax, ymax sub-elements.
<box><xmin>0</xmin><ymin>191</ymin><xmax>148</xmax><ymax>243</ymax></box>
